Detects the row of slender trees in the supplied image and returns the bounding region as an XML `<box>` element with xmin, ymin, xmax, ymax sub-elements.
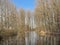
<box><xmin>0</xmin><ymin>0</ymin><xmax>60</xmax><ymax>45</ymax></box>
<box><xmin>0</xmin><ymin>0</ymin><xmax>18</xmax><ymax>31</ymax></box>
<box><xmin>34</xmin><ymin>0</ymin><xmax>60</xmax><ymax>45</ymax></box>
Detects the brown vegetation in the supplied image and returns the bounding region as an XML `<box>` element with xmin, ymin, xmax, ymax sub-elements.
<box><xmin>0</xmin><ymin>0</ymin><xmax>60</xmax><ymax>45</ymax></box>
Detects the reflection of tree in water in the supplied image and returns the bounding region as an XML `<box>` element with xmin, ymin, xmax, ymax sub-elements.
<box><xmin>57</xmin><ymin>37</ymin><xmax>60</xmax><ymax>45</ymax></box>
<box><xmin>0</xmin><ymin>36</ymin><xmax>3</xmax><ymax>42</ymax></box>
<box><xmin>25</xmin><ymin>31</ymin><xmax>37</xmax><ymax>45</ymax></box>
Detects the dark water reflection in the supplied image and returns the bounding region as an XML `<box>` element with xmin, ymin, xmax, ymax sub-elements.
<box><xmin>0</xmin><ymin>31</ymin><xmax>60</xmax><ymax>45</ymax></box>
<box><xmin>25</xmin><ymin>31</ymin><xmax>60</xmax><ymax>45</ymax></box>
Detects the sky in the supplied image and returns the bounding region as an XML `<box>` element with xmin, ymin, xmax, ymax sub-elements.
<box><xmin>12</xmin><ymin>0</ymin><xmax>35</xmax><ymax>10</ymax></box>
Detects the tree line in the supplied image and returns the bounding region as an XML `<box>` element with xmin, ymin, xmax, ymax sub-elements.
<box><xmin>0</xmin><ymin>0</ymin><xmax>60</xmax><ymax>45</ymax></box>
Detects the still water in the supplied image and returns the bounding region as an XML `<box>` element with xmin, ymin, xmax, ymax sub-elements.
<box><xmin>25</xmin><ymin>31</ymin><xmax>60</xmax><ymax>45</ymax></box>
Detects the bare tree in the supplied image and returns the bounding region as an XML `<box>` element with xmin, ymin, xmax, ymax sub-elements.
<box><xmin>34</xmin><ymin>0</ymin><xmax>60</xmax><ymax>45</ymax></box>
<box><xmin>17</xmin><ymin>8</ymin><xmax>25</xmax><ymax>45</ymax></box>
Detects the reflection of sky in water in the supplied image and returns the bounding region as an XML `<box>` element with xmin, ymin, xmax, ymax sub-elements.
<box><xmin>25</xmin><ymin>31</ymin><xmax>38</xmax><ymax>45</ymax></box>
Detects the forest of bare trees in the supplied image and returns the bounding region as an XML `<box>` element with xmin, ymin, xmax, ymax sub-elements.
<box><xmin>0</xmin><ymin>0</ymin><xmax>60</xmax><ymax>45</ymax></box>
